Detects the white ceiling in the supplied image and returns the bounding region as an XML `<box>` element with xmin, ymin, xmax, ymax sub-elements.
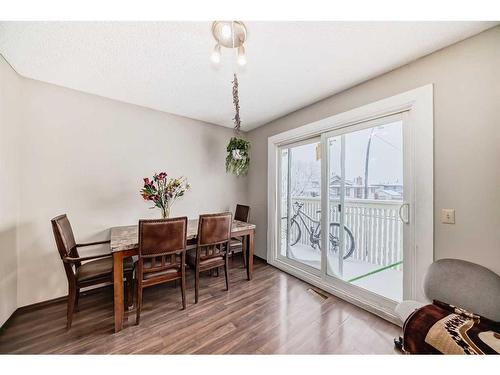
<box><xmin>0</xmin><ymin>21</ymin><xmax>497</xmax><ymax>130</ymax></box>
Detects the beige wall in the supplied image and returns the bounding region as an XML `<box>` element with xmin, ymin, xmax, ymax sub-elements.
<box><xmin>247</xmin><ymin>27</ymin><xmax>500</xmax><ymax>275</ymax></box>
<box><xmin>1</xmin><ymin>26</ymin><xmax>499</xmax><ymax>317</ymax></box>
<box><xmin>12</xmin><ymin>74</ymin><xmax>248</xmax><ymax>307</ymax></box>
<box><xmin>0</xmin><ymin>56</ymin><xmax>20</xmax><ymax>325</ymax></box>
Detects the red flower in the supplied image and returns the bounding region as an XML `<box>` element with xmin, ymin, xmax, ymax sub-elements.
<box><xmin>143</xmin><ymin>178</ymin><xmax>150</xmax><ymax>186</ymax></box>
<box><xmin>156</xmin><ymin>172</ymin><xmax>167</xmax><ymax>180</ymax></box>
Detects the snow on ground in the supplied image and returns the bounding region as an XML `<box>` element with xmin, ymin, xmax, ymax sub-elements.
<box><xmin>287</xmin><ymin>244</ymin><xmax>403</xmax><ymax>301</ymax></box>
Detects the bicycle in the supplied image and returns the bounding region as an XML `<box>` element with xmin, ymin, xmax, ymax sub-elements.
<box><xmin>286</xmin><ymin>201</ymin><xmax>356</xmax><ymax>260</ymax></box>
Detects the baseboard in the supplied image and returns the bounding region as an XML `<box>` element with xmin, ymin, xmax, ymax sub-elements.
<box><xmin>1</xmin><ymin>284</ymin><xmax>113</xmax><ymax>331</ymax></box>
<box><xmin>0</xmin><ymin>308</ymin><xmax>19</xmax><ymax>332</ymax></box>
<box><xmin>15</xmin><ymin>295</ymin><xmax>68</xmax><ymax>315</ymax></box>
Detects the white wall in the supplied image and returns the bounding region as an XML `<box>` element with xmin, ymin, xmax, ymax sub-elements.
<box><xmin>13</xmin><ymin>75</ymin><xmax>248</xmax><ymax>307</ymax></box>
<box><xmin>2</xmin><ymin>26</ymin><xmax>499</xmax><ymax>317</ymax></box>
<box><xmin>0</xmin><ymin>55</ymin><xmax>20</xmax><ymax>325</ymax></box>
<box><xmin>247</xmin><ymin>27</ymin><xmax>500</xmax><ymax>275</ymax></box>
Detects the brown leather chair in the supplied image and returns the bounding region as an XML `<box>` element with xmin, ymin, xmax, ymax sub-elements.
<box><xmin>51</xmin><ymin>214</ymin><xmax>134</xmax><ymax>329</ymax></box>
<box><xmin>187</xmin><ymin>212</ymin><xmax>232</xmax><ymax>303</ymax></box>
<box><xmin>229</xmin><ymin>204</ymin><xmax>250</xmax><ymax>267</ymax></box>
<box><xmin>136</xmin><ymin>217</ymin><xmax>188</xmax><ymax>325</ymax></box>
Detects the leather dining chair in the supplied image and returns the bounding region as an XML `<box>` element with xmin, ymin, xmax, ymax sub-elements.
<box><xmin>136</xmin><ymin>217</ymin><xmax>188</xmax><ymax>325</ymax></box>
<box><xmin>187</xmin><ymin>212</ymin><xmax>232</xmax><ymax>303</ymax></box>
<box><xmin>51</xmin><ymin>214</ymin><xmax>134</xmax><ymax>329</ymax></box>
<box><xmin>229</xmin><ymin>204</ymin><xmax>250</xmax><ymax>267</ymax></box>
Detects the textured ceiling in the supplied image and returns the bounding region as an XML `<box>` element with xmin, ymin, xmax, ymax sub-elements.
<box><xmin>0</xmin><ymin>21</ymin><xmax>497</xmax><ymax>130</ymax></box>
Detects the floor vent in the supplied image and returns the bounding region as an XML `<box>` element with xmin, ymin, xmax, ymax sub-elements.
<box><xmin>307</xmin><ymin>288</ymin><xmax>329</xmax><ymax>300</ymax></box>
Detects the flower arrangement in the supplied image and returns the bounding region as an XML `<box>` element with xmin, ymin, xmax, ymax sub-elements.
<box><xmin>140</xmin><ymin>172</ymin><xmax>191</xmax><ymax>218</ymax></box>
<box><xmin>226</xmin><ymin>137</ymin><xmax>250</xmax><ymax>176</ymax></box>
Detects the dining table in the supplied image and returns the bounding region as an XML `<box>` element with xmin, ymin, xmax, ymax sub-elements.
<box><xmin>109</xmin><ymin>219</ymin><xmax>256</xmax><ymax>333</ymax></box>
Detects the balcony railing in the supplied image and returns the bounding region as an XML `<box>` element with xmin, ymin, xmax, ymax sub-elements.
<box><xmin>282</xmin><ymin>197</ymin><xmax>403</xmax><ymax>269</ymax></box>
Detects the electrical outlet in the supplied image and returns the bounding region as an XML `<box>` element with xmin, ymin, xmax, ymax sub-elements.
<box><xmin>441</xmin><ymin>209</ymin><xmax>455</xmax><ymax>224</ymax></box>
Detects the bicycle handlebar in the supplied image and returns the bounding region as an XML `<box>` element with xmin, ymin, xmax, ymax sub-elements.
<box><xmin>294</xmin><ymin>201</ymin><xmax>322</xmax><ymax>214</ymax></box>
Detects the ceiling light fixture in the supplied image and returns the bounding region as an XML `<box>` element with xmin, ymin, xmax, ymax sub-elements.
<box><xmin>211</xmin><ymin>21</ymin><xmax>247</xmax><ymax>66</ymax></box>
<box><xmin>237</xmin><ymin>45</ymin><xmax>246</xmax><ymax>66</ymax></box>
<box><xmin>211</xmin><ymin>43</ymin><xmax>221</xmax><ymax>64</ymax></box>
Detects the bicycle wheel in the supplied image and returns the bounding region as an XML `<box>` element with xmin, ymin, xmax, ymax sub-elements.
<box><xmin>288</xmin><ymin>219</ymin><xmax>301</xmax><ymax>246</ymax></box>
<box><xmin>328</xmin><ymin>223</ymin><xmax>356</xmax><ymax>260</ymax></box>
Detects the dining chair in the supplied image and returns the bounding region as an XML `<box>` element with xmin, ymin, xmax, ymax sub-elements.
<box><xmin>136</xmin><ymin>217</ymin><xmax>188</xmax><ymax>325</ymax></box>
<box><xmin>51</xmin><ymin>214</ymin><xmax>134</xmax><ymax>329</ymax></box>
<box><xmin>229</xmin><ymin>204</ymin><xmax>250</xmax><ymax>267</ymax></box>
<box><xmin>187</xmin><ymin>212</ymin><xmax>232</xmax><ymax>303</ymax></box>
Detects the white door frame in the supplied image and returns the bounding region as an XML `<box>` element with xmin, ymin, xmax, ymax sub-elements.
<box><xmin>267</xmin><ymin>85</ymin><xmax>434</xmax><ymax>324</ymax></box>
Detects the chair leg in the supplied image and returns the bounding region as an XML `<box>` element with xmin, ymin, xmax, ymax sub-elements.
<box><xmin>125</xmin><ymin>272</ymin><xmax>134</xmax><ymax>310</ymax></box>
<box><xmin>74</xmin><ymin>288</ymin><xmax>80</xmax><ymax>312</ymax></box>
<box><xmin>181</xmin><ymin>263</ymin><xmax>186</xmax><ymax>310</ymax></box>
<box><xmin>135</xmin><ymin>282</ymin><xmax>142</xmax><ymax>325</ymax></box>
<box><xmin>135</xmin><ymin>262</ymin><xmax>143</xmax><ymax>325</ymax></box>
<box><xmin>124</xmin><ymin>281</ymin><xmax>128</xmax><ymax>310</ymax></box>
<box><xmin>394</xmin><ymin>337</ymin><xmax>403</xmax><ymax>351</ymax></box>
<box><xmin>67</xmin><ymin>284</ymin><xmax>77</xmax><ymax>329</ymax></box>
<box><xmin>195</xmin><ymin>264</ymin><xmax>200</xmax><ymax>304</ymax></box>
<box><xmin>224</xmin><ymin>254</ymin><xmax>230</xmax><ymax>291</ymax></box>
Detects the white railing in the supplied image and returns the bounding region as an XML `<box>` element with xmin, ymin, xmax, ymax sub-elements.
<box><xmin>281</xmin><ymin>197</ymin><xmax>403</xmax><ymax>269</ymax></box>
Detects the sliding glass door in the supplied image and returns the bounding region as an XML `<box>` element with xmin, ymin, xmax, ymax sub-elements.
<box><xmin>278</xmin><ymin>115</ymin><xmax>409</xmax><ymax>304</ymax></box>
<box><xmin>279</xmin><ymin>138</ymin><xmax>322</xmax><ymax>271</ymax></box>
<box><xmin>324</xmin><ymin>117</ymin><xmax>405</xmax><ymax>301</ymax></box>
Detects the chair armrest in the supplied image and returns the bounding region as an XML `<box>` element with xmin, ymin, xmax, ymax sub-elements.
<box><xmin>76</xmin><ymin>240</ymin><xmax>111</xmax><ymax>247</ymax></box>
<box><xmin>63</xmin><ymin>253</ymin><xmax>111</xmax><ymax>263</ymax></box>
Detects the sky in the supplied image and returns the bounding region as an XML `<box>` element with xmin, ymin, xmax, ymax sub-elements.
<box><xmin>287</xmin><ymin>120</ymin><xmax>403</xmax><ymax>187</ymax></box>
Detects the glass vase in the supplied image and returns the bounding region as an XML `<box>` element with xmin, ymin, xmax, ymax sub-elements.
<box><xmin>161</xmin><ymin>206</ymin><xmax>170</xmax><ymax>219</ymax></box>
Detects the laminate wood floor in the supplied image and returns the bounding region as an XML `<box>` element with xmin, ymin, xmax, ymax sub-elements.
<box><xmin>0</xmin><ymin>257</ymin><xmax>401</xmax><ymax>354</ymax></box>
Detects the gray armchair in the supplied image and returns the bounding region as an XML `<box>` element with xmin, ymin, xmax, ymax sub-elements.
<box><xmin>395</xmin><ymin>258</ymin><xmax>500</xmax><ymax>323</ymax></box>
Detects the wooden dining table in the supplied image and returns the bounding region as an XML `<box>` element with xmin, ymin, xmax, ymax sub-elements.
<box><xmin>109</xmin><ymin>219</ymin><xmax>256</xmax><ymax>333</ymax></box>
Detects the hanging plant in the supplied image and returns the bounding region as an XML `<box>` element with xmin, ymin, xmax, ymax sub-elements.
<box><xmin>225</xmin><ymin>73</ymin><xmax>250</xmax><ymax>176</ymax></box>
<box><xmin>226</xmin><ymin>137</ymin><xmax>250</xmax><ymax>176</ymax></box>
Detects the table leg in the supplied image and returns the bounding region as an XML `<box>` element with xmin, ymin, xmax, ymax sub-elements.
<box><xmin>241</xmin><ymin>235</ymin><xmax>247</xmax><ymax>269</ymax></box>
<box><xmin>113</xmin><ymin>252</ymin><xmax>124</xmax><ymax>333</ymax></box>
<box><xmin>247</xmin><ymin>230</ymin><xmax>254</xmax><ymax>280</ymax></box>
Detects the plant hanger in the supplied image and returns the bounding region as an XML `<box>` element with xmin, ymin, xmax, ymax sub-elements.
<box><xmin>211</xmin><ymin>20</ymin><xmax>251</xmax><ymax>176</ymax></box>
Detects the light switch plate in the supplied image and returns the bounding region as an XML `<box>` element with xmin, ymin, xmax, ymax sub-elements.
<box><xmin>441</xmin><ymin>209</ymin><xmax>455</xmax><ymax>224</ymax></box>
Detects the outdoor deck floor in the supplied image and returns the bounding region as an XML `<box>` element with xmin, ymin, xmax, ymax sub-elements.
<box><xmin>288</xmin><ymin>244</ymin><xmax>403</xmax><ymax>301</ymax></box>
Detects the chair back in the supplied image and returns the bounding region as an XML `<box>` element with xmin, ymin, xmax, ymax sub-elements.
<box><xmin>51</xmin><ymin>214</ymin><xmax>79</xmax><ymax>279</ymax></box>
<box><xmin>196</xmin><ymin>212</ymin><xmax>232</xmax><ymax>261</ymax></box>
<box><xmin>198</xmin><ymin>212</ymin><xmax>232</xmax><ymax>246</ymax></box>
<box><xmin>139</xmin><ymin>217</ymin><xmax>188</xmax><ymax>258</ymax></box>
<box><xmin>424</xmin><ymin>258</ymin><xmax>500</xmax><ymax>321</ymax></box>
<box><xmin>234</xmin><ymin>204</ymin><xmax>250</xmax><ymax>222</ymax></box>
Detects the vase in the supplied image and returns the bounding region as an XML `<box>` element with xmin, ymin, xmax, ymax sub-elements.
<box><xmin>161</xmin><ymin>206</ymin><xmax>170</xmax><ymax>219</ymax></box>
<box><xmin>232</xmin><ymin>149</ymin><xmax>243</xmax><ymax>160</ymax></box>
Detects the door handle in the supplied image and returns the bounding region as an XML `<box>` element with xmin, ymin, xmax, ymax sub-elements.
<box><xmin>398</xmin><ymin>203</ymin><xmax>410</xmax><ymax>224</ymax></box>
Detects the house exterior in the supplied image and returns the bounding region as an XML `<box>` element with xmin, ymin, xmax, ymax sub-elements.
<box><xmin>296</xmin><ymin>175</ymin><xmax>403</xmax><ymax>200</ymax></box>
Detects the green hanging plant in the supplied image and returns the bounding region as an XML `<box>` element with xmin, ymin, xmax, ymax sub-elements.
<box><xmin>225</xmin><ymin>74</ymin><xmax>250</xmax><ymax>176</ymax></box>
<box><xmin>226</xmin><ymin>137</ymin><xmax>250</xmax><ymax>176</ymax></box>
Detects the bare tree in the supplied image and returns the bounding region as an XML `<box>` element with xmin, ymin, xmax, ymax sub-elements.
<box><xmin>290</xmin><ymin>160</ymin><xmax>320</xmax><ymax>197</ymax></box>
